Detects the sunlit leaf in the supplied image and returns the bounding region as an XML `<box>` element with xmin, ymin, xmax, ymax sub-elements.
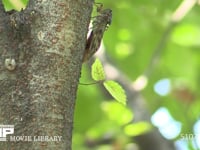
<box><xmin>171</xmin><ymin>24</ymin><xmax>200</xmax><ymax>47</ymax></box>
<box><xmin>101</xmin><ymin>101</ymin><xmax>133</xmax><ymax>125</ymax></box>
<box><xmin>2</xmin><ymin>0</ymin><xmax>28</xmax><ymax>11</ymax></box>
<box><xmin>91</xmin><ymin>58</ymin><xmax>106</xmax><ymax>81</ymax></box>
<box><xmin>124</xmin><ymin>122</ymin><xmax>152</xmax><ymax>136</ymax></box>
<box><xmin>103</xmin><ymin>80</ymin><xmax>127</xmax><ymax>105</ymax></box>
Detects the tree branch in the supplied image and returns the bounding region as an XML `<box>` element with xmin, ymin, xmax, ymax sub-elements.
<box><xmin>144</xmin><ymin>0</ymin><xmax>198</xmax><ymax>77</ymax></box>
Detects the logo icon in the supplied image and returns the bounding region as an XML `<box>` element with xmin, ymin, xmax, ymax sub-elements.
<box><xmin>0</xmin><ymin>125</ymin><xmax>14</xmax><ymax>141</ymax></box>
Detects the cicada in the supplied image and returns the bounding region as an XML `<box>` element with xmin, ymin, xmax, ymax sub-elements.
<box><xmin>83</xmin><ymin>3</ymin><xmax>112</xmax><ymax>62</ymax></box>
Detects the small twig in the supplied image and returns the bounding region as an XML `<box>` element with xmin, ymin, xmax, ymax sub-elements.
<box><xmin>171</xmin><ymin>0</ymin><xmax>197</xmax><ymax>22</ymax></box>
<box><xmin>79</xmin><ymin>80</ymin><xmax>103</xmax><ymax>85</ymax></box>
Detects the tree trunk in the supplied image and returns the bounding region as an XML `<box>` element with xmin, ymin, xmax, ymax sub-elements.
<box><xmin>0</xmin><ymin>0</ymin><xmax>93</xmax><ymax>149</ymax></box>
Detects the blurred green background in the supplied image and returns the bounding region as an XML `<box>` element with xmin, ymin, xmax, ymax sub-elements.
<box><xmin>3</xmin><ymin>0</ymin><xmax>200</xmax><ymax>150</ymax></box>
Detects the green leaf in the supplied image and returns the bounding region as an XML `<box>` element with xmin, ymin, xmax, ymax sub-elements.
<box><xmin>124</xmin><ymin>122</ymin><xmax>152</xmax><ymax>136</ymax></box>
<box><xmin>102</xmin><ymin>101</ymin><xmax>133</xmax><ymax>125</ymax></box>
<box><xmin>2</xmin><ymin>0</ymin><xmax>29</xmax><ymax>11</ymax></box>
<box><xmin>103</xmin><ymin>80</ymin><xmax>127</xmax><ymax>105</ymax></box>
<box><xmin>91</xmin><ymin>58</ymin><xmax>106</xmax><ymax>81</ymax></box>
<box><xmin>171</xmin><ymin>24</ymin><xmax>200</xmax><ymax>47</ymax></box>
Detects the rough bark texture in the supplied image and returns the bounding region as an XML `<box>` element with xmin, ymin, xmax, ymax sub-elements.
<box><xmin>0</xmin><ymin>0</ymin><xmax>93</xmax><ymax>149</ymax></box>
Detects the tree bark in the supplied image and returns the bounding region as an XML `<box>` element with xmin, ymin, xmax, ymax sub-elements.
<box><xmin>0</xmin><ymin>0</ymin><xmax>93</xmax><ymax>149</ymax></box>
